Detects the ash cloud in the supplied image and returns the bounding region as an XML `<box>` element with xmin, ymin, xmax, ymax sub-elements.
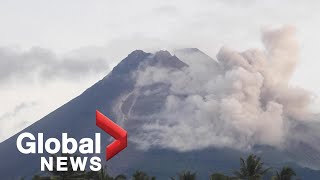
<box><xmin>131</xmin><ymin>25</ymin><xmax>318</xmax><ymax>153</ymax></box>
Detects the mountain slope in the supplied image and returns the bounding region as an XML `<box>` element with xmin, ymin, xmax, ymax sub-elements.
<box><xmin>0</xmin><ymin>49</ymin><xmax>319</xmax><ymax>179</ymax></box>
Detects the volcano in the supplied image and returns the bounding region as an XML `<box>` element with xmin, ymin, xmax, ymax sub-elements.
<box><xmin>0</xmin><ymin>49</ymin><xmax>320</xmax><ymax>179</ymax></box>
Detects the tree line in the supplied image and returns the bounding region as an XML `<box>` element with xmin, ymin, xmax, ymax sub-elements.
<box><xmin>28</xmin><ymin>154</ymin><xmax>299</xmax><ymax>180</ymax></box>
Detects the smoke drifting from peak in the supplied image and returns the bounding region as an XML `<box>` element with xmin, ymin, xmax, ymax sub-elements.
<box><xmin>131</xmin><ymin>25</ymin><xmax>317</xmax><ymax>152</ymax></box>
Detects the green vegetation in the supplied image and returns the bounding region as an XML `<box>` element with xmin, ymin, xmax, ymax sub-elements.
<box><xmin>132</xmin><ymin>170</ymin><xmax>156</xmax><ymax>180</ymax></box>
<box><xmin>210</xmin><ymin>173</ymin><xmax>231</xmax><ymax>180</ymax></box>
<box><xmin>171</xmin><ymin>170</ymin><xmax>196</xmax><ymax>180</ymax></box>
<box><xmin>272</xmin><ymin>167</ymin><xmax>297</xmax><ymax>180</ymax></box>
<box><xmin>233</xmin><ymin>154</ymin><xmax>271</xmax><ymax>180</ymax></box>
<box><xmin>31</xmin><ymin>154</ymin><xmax>299</xmax><ymax>180</ymax></box>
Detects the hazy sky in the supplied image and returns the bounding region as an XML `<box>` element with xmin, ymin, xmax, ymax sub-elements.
<box><xmin>1</xmin><ymin>0</ymin><xmax>320</xmax><ymax>142</ymax></box>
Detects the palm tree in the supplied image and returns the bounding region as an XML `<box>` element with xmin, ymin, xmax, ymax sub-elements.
<box><xmin>272</xmin><ymin>167</ymin><xmax>296</xmax><ymax>180</ymax></box>
<box><xmin>233</xmin><ymin>154</ymin><xmax>270</xmax><ymax>180</ymax></box>
<box><xmin>171</xmin><ymin>170</ymin><xmax>196</xmax><ymax>180</ymax></box>
<box><xmin>132</xmin><ymin>170</ymin><xmax>155</xmax><ymax>180</ymax></box>
<box><xmin>48</xmin><ymin>153</ymin><xmax>86</xmax><ymax>180</ymax></box>
<box><xmin>32</xmin><ymin>175</ymin><xmax>50</xmax><ymax>180</ymax></box>
<box><xmin>85</xmin><ymin>165</ymin><xmax>114</xmax><ymax>180</ymax></box>
<box><xmin>210</xmin><ymin>173</ymin><xmax>232</xmax><ymax>180</ymax></box>
<box><xmin>114</xmin><ymin>174</ymin><xmax>127</xmax><ymax>180</ymax></box>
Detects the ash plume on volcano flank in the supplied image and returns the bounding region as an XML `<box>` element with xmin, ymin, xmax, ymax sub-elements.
<box><xmin>130</xmin><ymin>26</ymin><xmax>319</xmax><ymax>154</ymax></box>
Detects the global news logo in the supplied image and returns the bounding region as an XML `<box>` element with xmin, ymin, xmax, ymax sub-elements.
<box><xmin>15</xmin><ymin>110</ymin><xmax>127</xmax><ymax>172</ymax></box>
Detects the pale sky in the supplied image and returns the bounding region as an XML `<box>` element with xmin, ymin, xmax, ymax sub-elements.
<box><xmin>1</xmin><ymin>0</ymin><xmax>320</xmax><ymax>142</ymax></box>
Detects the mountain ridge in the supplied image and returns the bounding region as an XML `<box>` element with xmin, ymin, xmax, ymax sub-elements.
<box><xmin>0</xmin><ymin>49</ymin><xmax>320</xmax><ymax>179</ymax></box>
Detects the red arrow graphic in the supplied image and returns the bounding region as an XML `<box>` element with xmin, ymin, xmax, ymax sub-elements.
<box><xmin>96</xmin><ymin>110</ymin><xmax>127</xmax><ymax>160</ymax></box>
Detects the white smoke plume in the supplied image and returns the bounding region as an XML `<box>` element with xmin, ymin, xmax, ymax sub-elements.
<box><xmin>128</xmin><ymin>25</ymin><xmax>318</xmax><ymax>154</ymax></box>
